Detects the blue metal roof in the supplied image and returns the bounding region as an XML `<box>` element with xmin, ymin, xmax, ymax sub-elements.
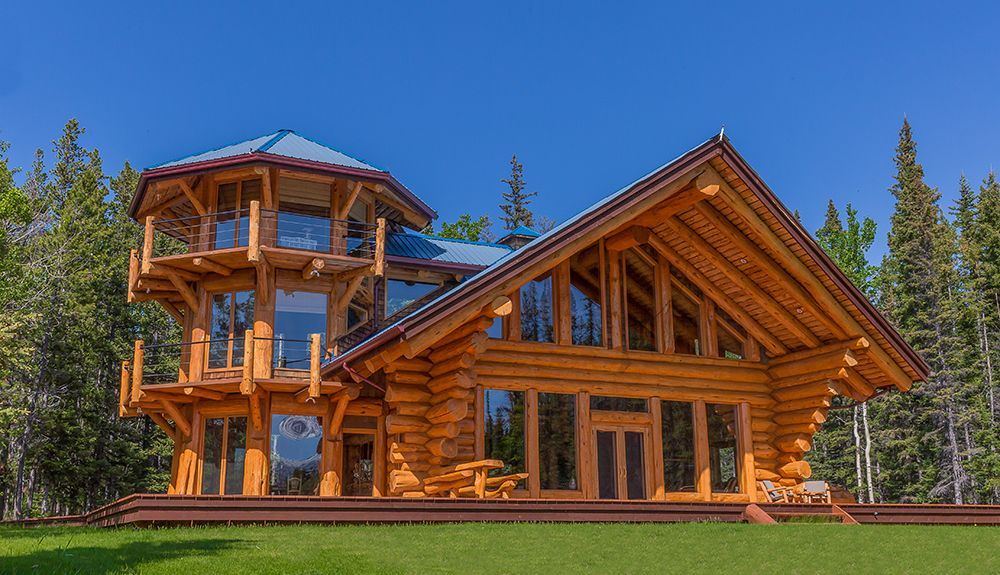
<box><xmin>150</xmin><ymin>130</ymin><xmax>383</xmax><ymax>172</ymax></box>
<box><xmin>386</xmin><ymin>232</ymin><xmax>512</xmax><ymax>268</ymax></box>
<box><xmin>508</xmin><ymin>225</ymin><xmax>540</xmax><ymax>237</ymax></box>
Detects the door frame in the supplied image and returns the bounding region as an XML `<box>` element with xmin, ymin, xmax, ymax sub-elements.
<box><xmin>592</xmin><ymin>423</ymin><xmax>654</xmax><ymax>500</ymax></box>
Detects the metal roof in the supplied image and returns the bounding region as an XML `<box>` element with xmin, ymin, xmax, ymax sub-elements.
<box><xmin>150</xmin><ymin>130</ymin><xmax>383</xmax><ymax>172</ymax></box>
<box><xmin>507</xmin><ymin>226</ymin><xmax>540</xmax><ymax>237</ymax></box>
<box><xmin>386</xmin><ymin>232</ymin><xmax>512</xmax><ymax>268</ymax></box>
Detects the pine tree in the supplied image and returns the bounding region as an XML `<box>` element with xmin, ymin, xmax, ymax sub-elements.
<box><xmin>499</xmin><ymin>154</ymin><xmax>536</xmax><ymax>230</ymax></box>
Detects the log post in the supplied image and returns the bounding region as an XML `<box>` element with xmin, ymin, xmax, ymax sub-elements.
<box><xmin>248</xmin><ymin>200</ymin><xmax>261</xmax><ymax>263</ymax></box>
<box><xmin>241</xmin><ymin>329</ymin><xmax>255</xmax><ymax>395</ymax></box>
<box><xmin>374</xmin><ymin>217</ymin><xmax>386</xmax><ymax>276</ymax></box>
<box><xmin>141</xmin><ymin>216</ymin><xmax>155</xmax><ymax>274</ymax></box>
<box><xmin>119</xmin><ymin>361</ymin><xmax>131</xmax><ymax>416</ymax></box>
<box><xmin>310</xmin><ymin>333</ymin><xmax>322</xmax><ymax>399</ymax></box>
<box><xmin>131</xmin><ymin>340</ymin><xmax>144</xmax><ymax>405</ymax></box>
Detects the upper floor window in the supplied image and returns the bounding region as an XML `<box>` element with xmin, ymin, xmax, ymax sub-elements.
<box><xmin>276</xmin><ymin>177</ymin><xmax>333</xmax><ymax>252</ymax></box>
<box><xmin>214</xmin><ymin>179</ymin><xmax>260</xmax><ymax>249</ymax></box>
<box><xmin>208</xmin><ymin>290</ymin><xmax>255</xmax><ymax>369</ymax></box>
<box><xmin>670</xmin><ymin>267</ymin><xmax>702</xmax><ymax>356</ymax></box>
<box><xmin>569</xmin><ymin>245</ymin><xmax>603</xmax><ymax>346</ymax></box>
<box><xmin>520</xmin><ymin>273</ymin><xmax>554</xmax><ymax>343</ymax></box>
<box><xmin>715</xmin><ymin>308</ymin><xmax>747</xmax><ymax>360</ymax></box>
<box><xmin>387</xmin><ymin>279</ymin><xmax>437</xmax><ymax>317</ymax></box>
<box><xmin>274</xmin><ymin>289</ymin><xmax>328</xmax><ymax>369</ymax></box>
<box><xmin>623</xmin><ymin>247</ymin><xmax>658</xmax><ymax>352</ymax></box>
<box><xmin>347</xmin><ymin>277</ymin><xmax>374</xmax><ymax>334</ymax></box>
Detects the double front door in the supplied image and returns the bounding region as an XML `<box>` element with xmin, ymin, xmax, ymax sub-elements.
<box><xmin>594</xmin><ymin>425</ymin><xmax>649</xmax><ymax>500</ymax></box>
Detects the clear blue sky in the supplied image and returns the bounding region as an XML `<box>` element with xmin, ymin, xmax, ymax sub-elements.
<box><xmin>3</xmin><ymin>2</ymin><xmax>999</xmax><ymax>259</ymax></box>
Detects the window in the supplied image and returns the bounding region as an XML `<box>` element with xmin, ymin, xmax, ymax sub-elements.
<box><xmin>520</xmin><ymin>274</ymin><xmax>554</xmax><ymax>343</ymax></box>
<box><xmin>269</xmin><ymin>414</ymin><xmax>323</xmax><ymax>495</ymax></box>
<box><xmin>623</xmin><ymin>248</ymin><xmax>658</xmax><ymax>351</ymax></box>
<box><xmin>342</xmin><ymin>433</ymin><xmax>375</xmax><ymax>496</ymax></box>
<box><xmin>208</xmin><ymin>290</ymin><xmax>255</xmax><ymax>369</ymax></box>
<box><xmin>538</xmin><ymin>393</ymin><xmax>577</xmax><ymax>490</ymax></box>
<box><xmin>706</xmin><ymin>404</ymin><xmax>741</xmax><ymax>493</ymax></box>
<box><xmin>484</xmin><ymin>389</ymin><xmax>526</xmax><ymax>479</ymax></box>
<box><xmin>485</xmin><ymin>316</ymin><xmax>503</xmax><ymax>339</ymax></box>
<box><xmin>347</xmin><ymin>278</ymin><xmax>374</xmax><ymax>334</ymax></box>
<box><xmin>671</xmin><ymin>269</ymin><xmax>702</xmax><ymax>355</ymax></box>
<box><xmin>275</xmin><ymin>177</ymin><xmax>333</xmax><ymax>253</ymax></box>
<box><xmin>214</xmin><ymin>179</ymin><xmax>261</xmax><ymax>249</ymax></box>
<box><xmin>660</xmin><ymin>401</ymin><xmax>696</xmax><ymax>492</ymax></box>
<box><xmin>387</xmin><ymin>279</ymin><xmax>437</xmax><ymax>316</ymax></box>
<box><xmin>201</xmin><ymin>416</ymin><xmax>247</xmax><ymax>495</ymax></box>
<box><xmin>591</xmin><ymin>395</ymin><xmax>648</xmax><ymax>412</ymax></box>
<box><xmin>716</xmin><ymin>308</ymin><xmax>747</xmax><ymax>360</ymax></box>
<box><xmin>569</xmin><ymin>245</ymin><xmax>603</xmax><ymax>346</ymax></box>
<box><xmin>274</xmin><ymin>290</ymin><xmax>327</xmax><ymax>369</ymax></box>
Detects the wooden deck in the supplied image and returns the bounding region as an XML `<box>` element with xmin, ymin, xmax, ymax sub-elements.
<box><xmin>9</xmin><ymin>495</ymin><xmax>1000</xmax><ymax>528</ymax></box>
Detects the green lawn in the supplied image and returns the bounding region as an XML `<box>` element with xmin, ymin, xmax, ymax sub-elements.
<box><xmin>1</xmin><ymin>522</ymin><xmax>998</xmax><ymax>574</ymax></box>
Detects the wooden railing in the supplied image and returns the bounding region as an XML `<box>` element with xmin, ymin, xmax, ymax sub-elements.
<box><xmin>120</xmin><ymin>331</ymin><xmax>326</xmax><ymax>412</ymax></box>
<box><xmin>138</xmin><ymin>201</ymin><xmax>385</xmax><ymax>270</ymax></box>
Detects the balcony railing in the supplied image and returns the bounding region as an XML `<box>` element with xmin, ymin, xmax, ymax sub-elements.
<box><xmin>120</xmin><ymin>331</ymin><xmax>326</xmax><ymax>413</ymax></box>
<box><xmin>138</xmin><ymin>200</ymin><xmax>384</xmax><ymax>271</ymax></box>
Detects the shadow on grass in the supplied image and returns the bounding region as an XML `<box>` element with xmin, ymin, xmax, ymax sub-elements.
<box><xmin>1</xmin><ymin>535</ymin><xmax>243</xmax><ymax>575</ymax></box>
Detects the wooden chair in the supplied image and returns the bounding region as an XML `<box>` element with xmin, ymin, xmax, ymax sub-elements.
<box><xmin>795</xmin><ymin>480</ymin><xmax>832</xmax><ymax>503</ymax></box>
<box><xmin>423</xmin><ymin>459</ymin><xmax>528</xmax><ymax>499</ymax></box>
<box><xmin>758</xmin><ymin>480</ymin><xmax>794</xmax><ymax>503</ymax></box>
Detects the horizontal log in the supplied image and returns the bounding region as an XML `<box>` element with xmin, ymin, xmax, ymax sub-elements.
<box><xmin>768</xmin><ymin>338</ymin><xmax>869</xmax><ymax>366</ymax></box>
<box><xmin>429</xmin><ymin>387</ymin><xmax>474</xmax><ymax>405</ymax></box>
<box><xmin>775</xmin><ymin>422</ymin><xmax>822</xmax><ymax>435</ymax></box>
<box><xmin>385</xmin><ymin>384</ymin><xmax>431</xmax><ymax>404</ymax></box>
<box><xmin>426</xmin><ymin>398</ymin><xmax>469</xmax><ymax>425</ymax></box>
<box><xmin>428</xmin><ymin>331</ymin><xmax>489</xmax><ymax>364</ymax></box>
<box><xmin>771</xmin><ymin>382</ymin><xmax>838</xmax><ymax>402</ymax></box>
<box><xmin>774</xmin><ymin>408</ymin><xmax>828</xmax><ymax>426</ymax></box>
<box><xmin>770</xmin><ymin>367</ymin><xmax>848</xmax><ymax>390</ymax></box>
<box><xmin>755</xmin><ymin>468</ymin><xmax>781</xmax><ymax>481</ymax></box>
<box><xmin>429</xmin><ymin>353</ymin><xmax>476</xmax><ymax>377</ymax></box>
<box><xmin>385</xmin><ymin>357</ymin><xmax>433</xmax><ymax>373</ymax></box>
<box><xmin>393</xmin><ymin>402</ymin><xmax>430</xmax><ymax>417</ymax></box>
<box><xmin>388</xmin><ymin>371</ymin><xmax>431</xmax><ymax>385</ymax></box>
<box><xmin>767</xmin><ymin>349</ymin><xmax>858</xmax><ymax>380</ymax></box>
<box><xmin>427</xmin><ymin>422</ymin><xmax>461</xmax><ymax>439</ymax></box>
<box><xmin>386</xmin><ymin>414</ymin><xmax>430</xmax><ymax>434</ymax></box>
<box><xmin>752</xmin><ymin>432</ymin><xmax>774</xmax><ymax>443</ymax></box>
<box><xmin>751</xmin><ymin>419</ymin><xmax>777</xmax><ymax>433</ymax></box>
<box><xmin>425</xmin><ymin>437</ymin><xmax>458</xmax><ymax>458</ymax></box>
<box><xmin>775</xmin><ymin>433</ymin><xmax>812</xmax><ymax>453</ymax></box>
<box><xmin>389</xmin><ymin>469</ymin><xmax>421</xmax><ymax>491</ymax></box>
<box><xmin>772</xmin><ymin>395</ymin><xmax>833</xmax><ymax>413</ymax></box>
<box><xmin>427</xmin><ymin>370</ymin><xmax>476</xmax><ymax>394</ymax></box>
<box><xmin>432</xmin><ymin>316</ymin><xmax>494</xmax><ymax>351</ymax></box>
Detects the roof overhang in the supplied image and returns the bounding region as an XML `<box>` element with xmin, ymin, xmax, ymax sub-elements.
<box><xmin>324</xmin><ymin>133</ymin><xmax>929</xmax><ymax>386</ymax></box>
<box><xmin>129</xmin><ymin>151</ymin><xmax>437</xmax><ymax>228</ymax></box>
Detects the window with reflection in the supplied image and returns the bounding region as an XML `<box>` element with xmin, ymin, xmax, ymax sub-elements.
<box><xmin>538</xmin><ymin>393</ymin><xmax>577</xmax><ymax>490</ymax></box>
<box><xmin>275</xmin><ymin>177</ymin><xmax>332</xmax><ymax>253</ymax></box>
<box><xmin>214</xmin><ymin>179</ymin><xmax>261</xmax><ymax>249</ymax></box>
<box><xmin>660</xmin><ymin>401</ymin><xmax>696</xmax><ymax>492</ymax></box>
<box><xmin>387</xmin><ymin>279</ymin><xmax>437</xmax><ymax>316</ymax></box>
<box><xmin>623</xmin><ymin>247</ymin><xmax>658</xmax><ymax>351</ymax></box>
<box><xmin>208</xmin><ymin>290</ymin><xmax>255</xmax><ymax>369</ymax></box>
<box><xmin>269</xmin><ymin>414</ymin><xmax>323</xmax><ymax>495</ymax></box>
<box><xmin>707</xmin><ymin>403</ymin><xmax>741</xmax><ymax>493</ymax></box>
<box><xmin>671</xmin><ymin>268</ymin><xmax>702</xmax><ymax>355</ymax></box>
<box><xmin>590</xmin><ymin>395</ymin><xmax>648</xmax><ymax>412</ymax></box>
<box><xmin>342</xmin><ymin>433</ymin><xmax>375</xmax><ymax>496</ymax></box>
<box><xmin>347</xmin><ymin>278</ymin><xmax>373</xmax><ymax>334</ymax></box>
<box><xmin>716</xmin><ymin>308</ymin><xmax>747</xmax><ymax>359</ymax></box>
<box><xmin>484</xmin><ymin>389</ymin><xmax>526</xmax><ymax>480</ymax></box>
<box><xmin>274</xmin><ymin>290</ymin><xmax>327</xmax><ymax>369</ymax></box>
<box><xmin>569</xmin><ymin>245</ymin><xmax>603</xmax><ymax>346</ymax></box>
<box><xmin>520</xmin><ymin>274</ymin><xmax>554</xmax><ymax>343</ymax></box>
<box><xmin>201</xmin><ymin>416</ymin><xmax>247</xmax><ymax>495</ymax></box>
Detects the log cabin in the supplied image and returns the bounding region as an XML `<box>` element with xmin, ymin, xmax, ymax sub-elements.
<box><xmin>119</xmin><ymin>129</ymin><xmax>928</xmax><ymax>503</ymax></box>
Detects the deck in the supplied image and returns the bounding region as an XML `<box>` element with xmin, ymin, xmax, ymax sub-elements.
<box><xmin>10</xmin><ymin>495</ymin><xmax>1000</xmax><ymax>528</ymax></box>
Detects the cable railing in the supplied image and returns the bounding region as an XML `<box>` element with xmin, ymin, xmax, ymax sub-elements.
<box><xmin>255</xmin><ymin>335</ymin><xmax>329</xmax><ymax>370</ymax></box>
<box><xmin>262</xmin><ymin>208</ymin><xmax>378</xmax><ymax>259</ymax></box>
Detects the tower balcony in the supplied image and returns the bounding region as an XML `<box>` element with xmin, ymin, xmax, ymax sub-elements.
<box><xmin>129</xmin><ymin>200</ymin><xmax>385</xmax><ymax>299</ymax></box>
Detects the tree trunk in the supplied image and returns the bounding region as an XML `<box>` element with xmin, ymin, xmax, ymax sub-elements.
<box><xmin>852</xmin><ymin>405</ymin><xmax>864</xmax><ymax>502</ymax></box>
<box><xmin>946</xmin><ymin>404</ymin><xmax>964</xmax><ymax>504</ymax></box>
<box><xmin>861</xmin><ymin>402</ymin><xmax>875</xmax><ymax>503</ymax></box>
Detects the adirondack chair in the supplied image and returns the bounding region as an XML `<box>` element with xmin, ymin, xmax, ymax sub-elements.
<box><xmin>423</xmin><ymin>459</ymin><xmax>528</xmax><ymax>499</ymax></box>
<box><xmin>758</xmin><ymin>480</ymin><xmax>794</xmax><ymax>503</ymax></box>
<box><xmin>796</xmin><ymin>480</ymin><xmax>832</xmax><ymax>503</ymax></box>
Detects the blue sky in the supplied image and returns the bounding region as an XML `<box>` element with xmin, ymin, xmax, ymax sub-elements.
<box><xmin>2</xmin><ymin>2</ymin><xmax>999</xmax><ymax>259</ymax></box>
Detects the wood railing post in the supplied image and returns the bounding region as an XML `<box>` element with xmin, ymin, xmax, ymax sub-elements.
<box><xmin>310</xmin><ymin>333</ymin><xmax>322</xmax><ymax>399</ymax></box>
<box><xmin>119</xmin><ymin>360</ymin><xmax>131</xmax><ymax>416</ymax></box>
<box><xmin>241</xmin><ymin>329</ymin><xmax>255</xmax><ymax>395</ymax></box>
<box><xmin>127</xmin><ymin>249</ymin><xmax>139</xmax><ymax>303</ymax></box>
<box><xmin>248</xmin><ymin>200</ymin><xmax>261</xmax><ymax>263</ymax></box>
<box><xmin>374</xmin><ymin>218</ymin><xmax>386</xmax><ymax>276</ymax></box>
<box><xmin>141</xmin><ymin>216</ymin><xmax>155</xmax><ymax>274</ymax></box>
<box><xmin>131</xmin><ymin>340</ymin><xmax>144</xmax><ymax>405</ymax></box>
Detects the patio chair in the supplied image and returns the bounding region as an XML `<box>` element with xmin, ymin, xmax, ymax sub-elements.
<box><xmin>423</xmin><ymin>459</ymin><xmax>528</xmax><ymax>499</ymax></box>
<box><xmin>797</xmin><ymin>480</ymin><xmax>832</xmax><ymax>503</ymax></box>
<box><xmin>758</xmin><ymin>480</ymin><xmax>794</xmax><ymax>503</ymax></box>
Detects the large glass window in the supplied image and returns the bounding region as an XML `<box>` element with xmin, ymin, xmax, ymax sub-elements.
<box><xmin>569</xmin><ymin>245</ymin><xmax>603</xmax><ymax>346</ymax></box>
<box><xmin>520</xmin><ymin>274</ymin><xmax>554</xmax><ymax>343</ymax></box>
<box><xmin>484</xmin><ymin>390</ymin><xmax>526</xmax><ymax>479</ymax></box>
<box><xmin>201</xmin><ymin>416</ymin><xmax>247</xmax><ymax>495</ymax></box>
<box><xmin>347</xmin><ymin>278</ymin><xmax>373</xmax><ymax>334</ymax></box>
<box><xmin>276</xmin><ymin>176</ymin><xmax>333</xmax><ymax>253</ymax></box>
<box><xmin>214</xmin><ymin>179</ymin><xmax>261</xmax><ymax>249</ymax></box>
<box><xmin>387</xmin><ymin>279</ymin><xmax>437</xmax><ymax>316</ymax></box>
<box><xmin>269</xmin><ymin>414</ymin><xmax>323</xmax><ymax>495</ymax></box>
<box><xmin>671</xmin><ymin>269</ymin><xmax>702</xmax><ymax>356</ymax></box>
<box><xmin>706</xmin><ymin>404</ymin><xmax>741</xmax><ymax>493</ymax></box>
<box><xmin>623</xmin><ymin>248</ymin><xmax>657</xmax><ymax>352</ymax></box>
<box><xmin>273</xmin><ymin>289</ymin><xmax>327</xmax><ymax>369</ymax></box>
<box><xmin>660</xmin><ymin>401</ymin><xmax>696</xmax><ymax>492</ymax></box>
<box><xmin>538</xmin><ymin>392</ymin><xmax>577</xmax><ymax>490</ymax></box>
<box><xmin>208</xmin><ymin>290</ymin><xmax>255</xmax><ymax>369</ymax></box>
<box><xmin>591</xmin><ymin>395</ymin><xmax>648</xmax><ymax>412</ymax></box>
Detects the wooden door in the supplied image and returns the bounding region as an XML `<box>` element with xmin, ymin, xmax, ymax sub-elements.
<box><xmin>594</xmin><ymin>424</ymin><xmax>651</xmax><ymax>500</ymax></box>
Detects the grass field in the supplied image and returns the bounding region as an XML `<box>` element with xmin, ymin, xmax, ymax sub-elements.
<box><xmin>2</xmin><ymin>522</ymin><xmax>999</xmax><ymax>574</ymax></box>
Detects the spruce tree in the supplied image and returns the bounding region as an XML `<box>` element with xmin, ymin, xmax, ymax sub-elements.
<box><xmin>499</xmin><ymin>154</ymin><xmax>536</xmax><ymax>230</ymax></box>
